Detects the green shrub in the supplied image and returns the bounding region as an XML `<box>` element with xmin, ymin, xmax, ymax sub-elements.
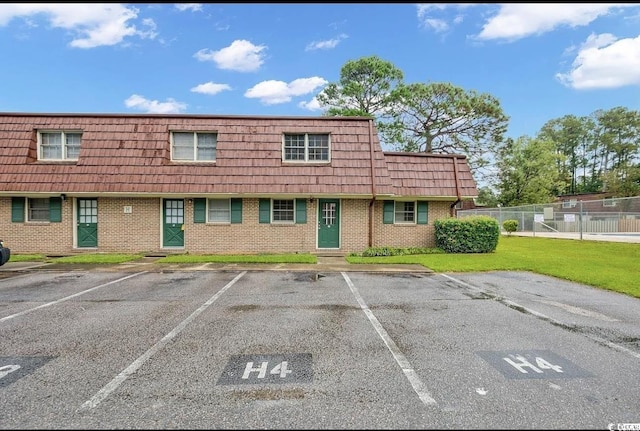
<box><xmin>434</xmin><ymin>216</ymin><xmax>500</xmax><ymax>253</ymax></box>
<box><xmin>502</xmin><ymin>219</ymin><xmax>518</xmax><ymax>235</ymax></box>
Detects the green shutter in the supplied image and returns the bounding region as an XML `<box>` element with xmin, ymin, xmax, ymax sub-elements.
<box><xmin>11</xmin><ymin>197</ymin><xmax>25</xmax><ymax>222</ymax></box>
<box><xmin>383</xmin><ymin>200</ymin><xmax>394</xmax><ymax>224</ymax></box>
<box><xmin>417</xmin><ymin>201</ymin><xmax>428</xmax><ymax>224</ymax></box>
<box><xmin>193</xmin><ymin>198</ymin><xmax>206</xmax><ymax>223</ymax></box>
<box><xmin>259</xmin><ymin>199</ymin><xmax>271</xmax><ymax>223</ymax></box>
<box><xmin>295</xmin><ymin>199</ymin><xmax>307</xmax><ymax>224</ymax></box>
<box><xmin>231</xmin><ymin>198</ymin><xmax>242</xmax><ymax>224</ymax></box>
<box><xmin>49</xmin><ymin>197</ymin><xmax>62</xmax><ymax>222</ymax></box>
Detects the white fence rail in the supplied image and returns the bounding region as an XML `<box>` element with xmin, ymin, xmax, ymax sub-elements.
<box><xmin>457</xmin><ymin>196</ymin><xmax>640</xmax><ymax>238</ymax></box>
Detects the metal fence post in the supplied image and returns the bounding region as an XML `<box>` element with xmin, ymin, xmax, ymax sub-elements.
<box><xmin>579</xmin><ymin>200</ymin><xmax>583</xmax><ymax>240</ymax></box>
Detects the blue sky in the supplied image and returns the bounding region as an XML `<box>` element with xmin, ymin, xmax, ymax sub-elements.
<box><xmin>1</xmin><ymin>3</ymin><xmax>639</xmax><ymax>145</ymax></box>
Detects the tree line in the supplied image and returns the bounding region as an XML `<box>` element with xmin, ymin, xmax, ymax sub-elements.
<box><xmin>314</xmin><ymin>56</ymin><xmax>640</xmax><ymax>207</ymax></box>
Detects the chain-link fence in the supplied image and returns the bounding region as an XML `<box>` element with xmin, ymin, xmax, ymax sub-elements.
<box><xmin>457</xmin><ymin>195</ymin><xmax>640</xmax><ymax>238</ymax></box>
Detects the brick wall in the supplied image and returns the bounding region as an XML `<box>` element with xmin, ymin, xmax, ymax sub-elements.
<box><xmin>186</xmin><ymin>198</ymin><xmax>316</xmax><ymax>254</ymax></box>
<box><xmin>0</xmin><ymin>196</ymin><xmax>454</xmax><ymax>255</ymax></box>
<box><xmin>0</xmin><ymin>197</ymin><xmax>75</xmax><ymax>255</ymax></box>
<box><xmin>373</xmin><ymin>200</ymin><xmax>451</xmax><ymax>249</ymax></box>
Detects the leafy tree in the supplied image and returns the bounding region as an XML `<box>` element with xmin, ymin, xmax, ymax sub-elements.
<box><xmin>383</xmin><ymin>82</ymin><xmax>509</xmax><ymax>183</ymax></box>
<box><xmin>475</xmin><ymin>186</ymin><xmax>499</xmax><ymax>207</ymax></box>
<box><xmin>593</xmin><ymin>107</ymin><xmax>640</xmax><ymax>193</ymax></box>
<box><xmin>316</xmin><ymin>55</ymin><xmax>404</xmax><ymax>118</ymax></box>
<box><xmin>496</xmin><ymin>136</ymin><xmax>563</xmax><ymax>206</ymax></box>
<box><xmin>600</xmin><ymin>164</ymin><xmax>640</xmax><ymax>197</ymax></box>
<box><xmin>538</xmin><ymin>114</ymin><xmax>591</xmax><ymax>194</ymax></box>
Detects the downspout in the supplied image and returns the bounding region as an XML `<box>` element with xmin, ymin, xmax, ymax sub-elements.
<box><xmin>368</xmin><ymin>119</ymin><xmax>377</xmax><ymax>247</ymax></box>
<box><xmin>450</xmin><ymin>155</ymin><xmax>462</xmax><ymax>217</ymax></box>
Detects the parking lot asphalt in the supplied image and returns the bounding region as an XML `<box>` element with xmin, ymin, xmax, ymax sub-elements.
<box><xmin>0</xmin><ymin>256</ymin><xmax>433</xmax><ymax>274</ymax></box>
<box><xmin>2</xmin><ymin>268</ymin><xmax>640</xmax><ymax>429</ymax></box>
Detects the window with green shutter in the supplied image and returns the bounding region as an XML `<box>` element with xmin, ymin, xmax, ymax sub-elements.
<box><xmin>49</xmin><ymin>197</ymin><xmax>62</xmax><ymax>222</ymax></box>
<box><xmin>231</xmin><ymin>198</ymin><xmax>242</xmax><ymax>224</ymax></box>
<box><xmin>11</xmin><ymin>197</ymin><xmax>25</xmax><ymax>222</ymax></box>
<box><xmin>193</xmin><ymin>198</ymin><xmax>206</xmax><ymax>223</ymax></box>
<box><xmin>417</xmin><ymin>201</ymin><xmax>428</xmax><ymax>224</ymax></box>
<box><xmin>295</xmin><ymin>199</ymin><xmax>307</xmax><ymax>224</ymax></box>
<box><xmin>259</xmin><ymin>199</ymin><xmax>271</xmax><ymax>223</ymax></box>
<box><xmin>383</xmin><ymin>200</ymin><xmax>394</xmax><ymax>224</ymax></box>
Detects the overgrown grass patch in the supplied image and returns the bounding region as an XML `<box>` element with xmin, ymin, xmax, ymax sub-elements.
<box><xmin>7</xmin><ymin>254</ymin><xmax>48</xmax><ymax>262</ymax></box>
<box><xmin>50</xmin><ymin>254</ymin><xmax>144</xmax><ymax>264</ymax></box>
<box><xmin>156</xmin><ymin>253</ymin><xmax>317</xmax><ymax>264</ymax></box>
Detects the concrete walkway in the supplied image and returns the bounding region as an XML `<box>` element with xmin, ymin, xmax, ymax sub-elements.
<box><xmin>0</xmin><ymin>256</ymin><xmax>433</xmax><ymax>274</ymax></box>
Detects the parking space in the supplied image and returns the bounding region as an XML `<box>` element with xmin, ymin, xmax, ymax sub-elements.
<box><xmin>1</xmin><ymin>269</ymin><xmax>639</xmax><ymax>429</ymax></box>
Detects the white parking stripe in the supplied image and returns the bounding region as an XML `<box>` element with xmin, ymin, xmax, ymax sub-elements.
<box><xmin>0</xmin><ymin>272</ymin><xmax>148</xmax><ymax>323</ymax></box>
<box><xmin>341</xmin><ymin>272</ymin><xmax>437</xmax><ymax>406</ymax></box>
<box><xmin>78</xmin><ymin>270</ymin><xmax>247</xmax><ymax>412</ymax></box>
<box><xmin>441</xmin><ymin>273</ymin><xmax>640</xmax><ymax>361</ymax></box>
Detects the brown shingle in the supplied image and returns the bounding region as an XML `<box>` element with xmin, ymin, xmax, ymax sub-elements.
<box><xmin>0</xmin><ymin>113</ymin><xmax>476</xmax><ymax>198</ymax></box>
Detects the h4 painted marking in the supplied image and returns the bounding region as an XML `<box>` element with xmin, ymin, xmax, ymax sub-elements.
<box><xmin>242</xmin><ymin>361</ymin><xmax>292</xmax><ymax>379</ymax></box>
<box><xmin>503</xmin><ymin>354</ymin><xmax>563</xmax><ymax>374</ymax></box>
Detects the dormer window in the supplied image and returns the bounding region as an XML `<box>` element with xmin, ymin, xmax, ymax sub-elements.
<box><xmin>38</xmin><ymin>131</ymin><xmax>82</xmax><ymax>160</ymax></box>
<box><xmin>283</xmin><ymin>133</ymin><xmax>330</xmax><ymax>162</ymax></box>
<box><xmin>171</xmin><ymin>131</ymin><xmax>217</xmax><ymax>161</ymax></box>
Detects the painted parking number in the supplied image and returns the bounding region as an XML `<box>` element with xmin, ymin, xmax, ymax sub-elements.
<box><xmin>503</xmin><ymin>354</ymin><xmax>563</xmax><ymax>374</ymax></box>
<box><xmin>242</xmin><ymin>361</ymin><xmax>292</xmax><ymax>379</ymax></box>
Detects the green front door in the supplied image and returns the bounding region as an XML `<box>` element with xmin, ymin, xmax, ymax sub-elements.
<box><xmin>163</xmin><ymin>199</ymin><xmax>184</xmax><ymax>247</ymax></box>
<box><xmin>77</xmin><ymin>198</ymin><xmax>98</xmax><ymax>248</ymax></box>
<box><xmin>318</xmin><ymin>199</ymin><xmax>340</xmax><ymax>249</ymax></box>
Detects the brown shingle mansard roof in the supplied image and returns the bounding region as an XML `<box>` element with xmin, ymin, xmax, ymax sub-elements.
<box><xmin>0</xmin><ymin>112</ymin><xmax>477</xmax><ymax>199</ymax></box>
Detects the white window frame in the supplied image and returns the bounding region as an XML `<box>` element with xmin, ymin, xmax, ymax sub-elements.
<box><xmin>603</xmin><ymin>197</ymin><xmax>617</xmax><ymax>207</ymax></box>
<box><xmin>171</xmin><ymin>131</ymin><xmax>217</xmax><ymax>162</ymax></box>
<box><xmin>207</xmin><ymin>198</ymin><xmax>231</xmax><ymax>223</ymax></box>
<box><xmin>394</xmin><ymin>201</ymin><xmax>416</xmax><ymax>224</ymax></box>
<box><xmin>28</xmin><ymin>198</ymin><xmax>50</xmax><ymax>222</ymax></box>
<box><xmin>37</xmin><ymin>130</ymin><xmax>82</xmax><ymax>161</ymax></box>
<box><xmin>282</xmin><ymin>133</ymin><xmax>330</xmax><ymax>163</ymax></box>
<box><xmin>271</xmin><ymin>199</ymin><xmax>295</xmax><ymax>224</ymax></box>
<box><xmin>562</xmin><ymin>199</ymin><xmax>577</xmax><ymax>209</ymax></box>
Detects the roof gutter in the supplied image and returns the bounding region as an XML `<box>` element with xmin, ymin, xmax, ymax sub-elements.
<box><xmin>450</xmin><ymin>155</ymin><xmax>462</xmax><ymax>217</ymax></box>
<box><xmin>368</xmin><ymin>119</ymin><xmax>377</xmax><ymax>247</ymax></box>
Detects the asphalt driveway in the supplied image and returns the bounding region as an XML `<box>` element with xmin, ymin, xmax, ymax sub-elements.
<box><xmin>1</xmin><ymin>267</ymin><xmax>639</xmax><ymax>429</ymax></box>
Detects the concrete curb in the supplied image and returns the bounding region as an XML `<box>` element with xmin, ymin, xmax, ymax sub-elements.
<box><xmin>0</xmin><ymin>260</ymin><xmax>433</xmax><ymax>274</ymax></box>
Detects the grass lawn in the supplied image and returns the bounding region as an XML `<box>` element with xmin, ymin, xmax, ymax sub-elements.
<box><xmin>347</xmin><ymin>236</ymin><xmax>640</xmax><ymax>299</ymax></box>
<box><xmin>156</xmin><ymin>253</ymin><xmax>317</xmax><ymax>264</ymax></box>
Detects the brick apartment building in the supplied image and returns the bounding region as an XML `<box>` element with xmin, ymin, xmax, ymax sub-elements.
<box><xmin>0</xmin><ymin>113</ymin><xmax>478</xmax><ymax>255</ymax></box>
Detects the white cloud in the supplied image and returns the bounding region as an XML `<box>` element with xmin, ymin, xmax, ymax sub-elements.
<box><xmin>298</xmin><ymin>97</ymin><xmax>323</xmax><ymax>111</ymax></box>
<box><xmin>190</xmin><ymin>82</ymin><xmax>232</xmax><ymax>95</ymax></box>
<box><xmin>305</xmin><ymin>33</ymin><xmax>348</xmax><ymax>51</ymax></box>
<box><xmin>175</xmin><ymin>4</ymin><xmax>203</xmax><ymax>12</ymax></box>
<box><xmin>194</xmin><ymin>39</ymin><xmax>267</xmax><ymax>72</ymax></box>
<box><xmin>416</xmin><ymin>3</ymin><xmax>473</xmax><ymax>33</ymax></box>
<box><xmin>556</xmin><ymin>33</ymin><xmax>640</xmax><ymax>89</ymax></box>
<box><xmin>423</xmin><ymin>18</ymin><xmax>449</xmax><ymax>33</ymax></box>
<box><xmin>124</xmin><ymin>94</ymin><xmax>187</xmax><ymax>114</ymax></box>
<box><xmin>245</xmin><ymin>77</ymin><xmax>328</xmax><ymax>105</ymax></box>
<box><xmin>0</xmin><ymin>4</ymin><xmax>156</xmax><ymax>48</ymax></box>
<box><xmin>477</xmin><ymin>4</ymin><xmax>640</xmax><ymax>41</ymax></box>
